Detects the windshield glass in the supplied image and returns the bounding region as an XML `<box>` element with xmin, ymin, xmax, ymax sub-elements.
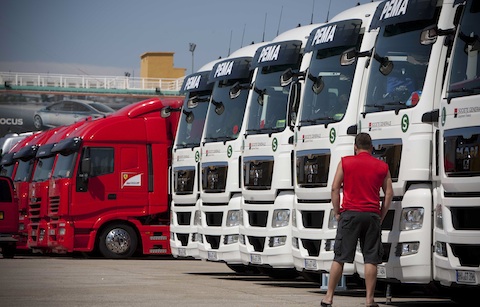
<box><xmin>13</xmin><ymin>159</ymin><xmax>34</xmax><ymax>182</ymax></box>
<box><xmin>448</xmin><ymin>1</ymin><xmax>480</xmax><ymax>97</ymax></box>
<box><xmin>52</xmin><ymin>152</ymin><xmax>77</xmax><ymax>179</ymax></box>
<box><xmin>299</xmin><ymin>46</ymin><xmax>356</xmax><ymax>126</ymax></box>
<box><xmin>246</xmin><ymin>64</ymin><xmax>297</xmax><ymax>134</ymax></box>
<box><xmin>0</xmin><ymin>164</ymin><xmax>14</xmax><ymax>177</ymax></box>
<box><xmin>203</xmin><ymin>78</ymin><xmax>250</xmax><ymax>142</ymax></box>
<box><xmin>364</xmin><ymin>12</ymin><xmax>438</xmax><ymax>113</ymax></box>
<box><xmin>175</xmin><ymin>90</ymin><xmax>211</xmax><ymax>148</ymax></box>
<box><xmin>32</xmin><ymin>156</ymin><xmax>55</xmax><ymax>182</ymax></box>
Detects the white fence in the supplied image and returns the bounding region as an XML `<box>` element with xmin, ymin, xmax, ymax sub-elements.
<box><xmin>0</xmin><ymin>72</ymin><xmax>185</xmax><ymax>92</ymax></box>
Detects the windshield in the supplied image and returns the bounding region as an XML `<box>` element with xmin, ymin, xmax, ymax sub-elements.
<box><xmin>0</xmin><ymin>164</ymin><xmax>14</xmax><ymax>177</ymax></box>
<box><xmin>13</xmin><ymin>159</ymin><xmax>34</xmax><ymax>182</ymax></box>
<box><xmin>203</xmin><ymin>78</ymin><xmax>250</xmax><ymax>142</ymax></box>
<box><xmin>246</xmin><ymin>64</ymin><xmax>297</xmax><ymax>134</ymax></box>
<box><xmin>364</xmin><ymin>12</ymin><xmax>438</xmax><ymax>113</ymax></box>
<box><xmin>299</xmin><ymin>46</ymin><xmax>356</xmax><ymax>126</ymax></box>
<box><xmin>175</xmin><ymin>90</ymin><xmax>211</xmax><ymax>148</ymax></box>
<box><xmin>91</xmin><ymin>102</ymin><xmax>115</xmax><ymax>113</ymax></box>
<box><xmin>447</xmin><ymin>1</ymin><xmax>480</xmax><ymax>97</ymax></box>
<box><xmin>32</xmin><ymin>156</ymin><xmax>55</xmax><ymax>182</ymax></box>
<box><xmin>52</xmin><ymin>152</ymin><xmax>77</xmax><ymax>179</ymax></box>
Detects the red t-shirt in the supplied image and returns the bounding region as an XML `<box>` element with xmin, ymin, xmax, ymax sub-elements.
<box><xmin>340</xmin><ymin>152</ymin><xmax>389</xmax><ymax>215</ymax></box>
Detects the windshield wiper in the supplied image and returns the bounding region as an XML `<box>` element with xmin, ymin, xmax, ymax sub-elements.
<box><xmin>176</xmin><ymin>142</ymin><xmax>200</xmax><ymax>149</ymax></box>
<box><xmin>448</xmin><ymin>87</ymin><xmax>480</xmax><ymax>94</ymax></box>
<box><xmin>365</xmin><ymin>104</ymin><xmax>385</xmax><ymax>111</ymax></box>
<box><xmin>204</xmin><ymin>136</ymin><xmax>235</xmax><ymax>143</ymax></box>
<box><xmin>300</xmin><ymin>117</ymin><xmax>335</xmax><ymax>125</ymax></box>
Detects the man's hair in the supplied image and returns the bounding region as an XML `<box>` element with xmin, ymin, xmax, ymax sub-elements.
<box><xmin>355</xmin><ymin>132</ymin><xmax>372</xmax><ymax>150</ymax></box>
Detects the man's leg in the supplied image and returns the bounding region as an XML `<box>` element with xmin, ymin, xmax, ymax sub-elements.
<box><xmin>364</xmin><ymin>263</ymin><xmax>377</xmax><ymax>305</ymax></box>
<box><xmin>322</xmin><ymin>261</ymin><xmax>344</xmax><ymax>304</ymax></box>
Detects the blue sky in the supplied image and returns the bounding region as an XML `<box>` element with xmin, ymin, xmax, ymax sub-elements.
<box><xmin>0</xmin><ymin>0</ymin><xmax>375</xmax><ymax>77</ymax></box>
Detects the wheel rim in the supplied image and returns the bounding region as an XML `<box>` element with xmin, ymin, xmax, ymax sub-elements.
<box><xmin>34</xmin><ymin>116</ymin><xmax>42</xmax><ymax>128</ymax></box>
<box><xmin>105</xmin><ymin>228</ymin><xmax>131</xmax><ymax>254</ymax></box>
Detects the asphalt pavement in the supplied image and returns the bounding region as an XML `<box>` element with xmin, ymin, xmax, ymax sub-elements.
<box><xmin>0</xmin><ymin>255</ymin><xmax>460</xmax><ymax>307</ymax></box>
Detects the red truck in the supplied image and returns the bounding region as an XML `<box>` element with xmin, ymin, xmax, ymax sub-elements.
<box><xmin>0</xmin><ymin>176</ymin><xmax>18</xmax><ymax>258</ymax></box>
<box><xmin>4</xmin><ymin>129</ymin><xmax>59</xmax><ymax>251</ymax></box>
<box><xmin>27</xmin><ymin>120</ymin><xmax>90</xmax><ymax>253</ymax></box>
<box><xmin>45</xmin><ymin>97</ymin><xmax>181</xmax><ymax>258</ymax></box>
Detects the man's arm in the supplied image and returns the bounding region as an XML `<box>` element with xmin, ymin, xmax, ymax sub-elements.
<box><xmin>331</xmin><ymin>160</ymin><xmax>343</xmax><ymax>221</ymax></box>
<box><xmin>380</xmin><ymin>170</ymin><xmax>393</xmax><ymax>223</ymax></box>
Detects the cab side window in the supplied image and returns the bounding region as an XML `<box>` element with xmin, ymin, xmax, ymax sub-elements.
<box><xmin>82</xmin><ymin>147</ymin><xmax>114</xmax><ymax>176</ymax></box>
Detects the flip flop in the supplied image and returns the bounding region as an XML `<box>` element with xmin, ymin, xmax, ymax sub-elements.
<box><xmin>320</xmin><ymin>300</ymin><xmax>333</xmax><ymax>307</ymax></box>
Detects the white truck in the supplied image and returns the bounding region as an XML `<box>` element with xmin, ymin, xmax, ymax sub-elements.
<box><xmin>435</xmin><ymin>0</ymin><xmax>480</xmax><ymax>299</ymax></box>
<box><xmin>167</xmin><ymin>60</ymin><xmax>221</xmax><ymax>260</ymax></box>
<box><xmin>351</xmin><ymin>0</ymin><xmax>458</xmax><ymax>286</ymax></box>
<box><xmin>197</xmin><ymin>42</ymin><xmax>268</xmax><ymax>272</ymax></box>
<box><xmin>290</xmin><ymin>1</ymin><xmax>381</xmax><ymax>280</ymax></box>
<box><xmin>238</xmin><ymin>23</ymin><xmax>322</xmax><ymax>279</ymax></box>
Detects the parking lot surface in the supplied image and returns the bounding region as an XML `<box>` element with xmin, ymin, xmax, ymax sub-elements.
<box><xmin>0</xmin><ymin>255</ymin><xmax>459</xmax><ymax>307</ymax></box>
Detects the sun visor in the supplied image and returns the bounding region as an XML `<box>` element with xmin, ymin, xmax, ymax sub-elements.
<box><xmin>251</xmin><ymin>40</ymin><xmax>302</xmax><ymax>68</ymax></box>
<box><xmin>208</xmin><ymin>57</ymin><xmax>252</xmax><ymax>83</ymax></box>
<box><xmin>369</xmin><ymin>0</ymin><xmax>437</xmax><ymax>30</ymax></box>
<box><xmin>51</xmin><ymin>137</ymin><xmax>82</xmax><ymax>154</ymax></box>
<box><xmin>180</xmin><ymin>71</ymin><xmax>213</xmax><ymax>94</ymax></box>
<box><xmin>305</xmin><ymin>19</ymin><xmax>363</xmax><ymax>52</ymax></box>
<box><xmin>13</xmin><ymin>145</ymin><xmax>38</xmax><ymax>161</ymax></box>
<box><xmin>0</xmin><ymin>152</ymin><xmax>14</xmax><ymax>166</ymax></box>
<box><xmin>36</xmin><ymin>143</ymin><xmax>56</xmax><ymax>158</ymax></box>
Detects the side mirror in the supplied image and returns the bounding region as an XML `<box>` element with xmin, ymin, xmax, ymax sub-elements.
<box><xmin>373</xmin><ymin>53</ymin><xmax>394</xmax><ymax>76</ymax></box>
<box><xmin>229</xmin><ymin>82</ymin><xmax>242</xmax><ymax>99</ymax></box>
<box><xmin>187</xmin><ymin>96</ymin><xmax>199</xmax><ymax>108</ymax></box>
<box><xmin>312</xmin><ymin>76</ymin><xmax>324</xmax><ymax>95</ymax></box>
<box><xmin>212</xmin><ymin>100</ymin><xmax>225</xmax><ymax>115</ymax></box>
<box><xmin>81</xmin><ymin>157</ymin><xmax>91</xmax><ymax>176</ymax></box>
<box><xmin>340</xmin><ymin>48</ymin><xmax>357</xmax><ymax>66</ymax></box>
<box><xmin>184</xmin><ymin>110</ymin><xmax>195</xmax><ymax>124</ymax></box>
<box><xmin>280</xmin><ymin>68</ymin><xmax>294</xmax><ymax>87</ymax></box>
<box><xmin>420</xmin><ymin>25</ymin><xmax>438</xmax><ymax>45</ymax></box>
<box><xmin>161</xmin><ymin>106</ymin><xmax>171</xmax><ymax>118</ymax></box>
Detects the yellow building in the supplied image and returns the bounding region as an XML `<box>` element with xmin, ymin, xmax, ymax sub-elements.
<box><xmin>140</xmin><ymin>52</ymin><xmax>186</xmax><ymax>79</ymax></box>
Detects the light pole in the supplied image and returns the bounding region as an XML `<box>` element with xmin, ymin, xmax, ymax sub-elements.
<box><xmin>189</xmin><ymin>43</ymin><xmax>196</xmax><ymax>74</ymax></box>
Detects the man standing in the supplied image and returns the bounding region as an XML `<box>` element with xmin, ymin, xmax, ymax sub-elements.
<box><xmin>321</xmin><ymin>132</ymin><xmax>393</xmax><ymax>307</ymax></box>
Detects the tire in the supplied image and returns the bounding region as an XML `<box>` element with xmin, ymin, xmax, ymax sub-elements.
<box><xmin>1</xmin><ymin>242</ymin><xmax>16</xmax><ymax>259</ymax></box>
<box><xmin>33</xmin><ymin>115</ymin><xmax>43</xmax><ymax>129</ymax></box>
<box><xmin>98</xmin><ymin>224</ymin><xmax>138</xmax><ymax>259</ymax></box>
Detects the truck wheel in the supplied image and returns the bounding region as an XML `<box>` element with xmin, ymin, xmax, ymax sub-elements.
<box><xmin>1</xmin><ymin>243</ymin><xmax>16</xmax><ymax>259</ymax></box>
<box><xmin>98</xmin><ymin>224</ymin><xmax>137</xmax><ymax>259</ymax></box>
<box><xmin>33</xmin><ymin>115</ymin><xmax>43</xmax><ymax>129</ymax></box>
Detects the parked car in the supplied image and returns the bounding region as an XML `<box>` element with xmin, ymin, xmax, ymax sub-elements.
<box><xmin>33</xmin><ymin>99</ymin><xmax>115</xmax><ymax>129</ymax></box>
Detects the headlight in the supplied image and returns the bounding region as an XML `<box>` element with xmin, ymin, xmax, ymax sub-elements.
<box><xmin>272</xmin><ymin>209</ymin><xmax>290</xmax><ymax>228</ymax></box>
<box><xmin>269</xmin><ymin>236</ymin><xmax>287</xmax><ymax>247</ymax></box>
<box><xmin>292</xmin><ymin>237</ymin><xmax>299</xmax><ymax>249</ymax></box>
<box><xmin>226</xmin><ymin>210</ymin><xmax>241</xmax><ymax>227</ymax></box>
<box><xmin>239</xmin><ymin>234</ymin><xmax>245</xmax><ymax>245</ymax></box>
<box><xmin>400</xmin><ymin>207</ymin><xmax>424</xmax><ymax>230</ymax></box>
<box><xmin>395</xmin><ymin>242</ymin><xmax>420</xmax><ymax>256</ymax></box>
<box><xmin>435</xmin><ymin>204</ymin><xmax>443</xmax><ymax>230</ymax></box>
<box><xmin>292</xmin><ymin>209</ymin><xmax>297</xmax><ymax>227</ymax></box>
<box><xmin>59</xmin><ymin>227</ymin><xmax>66</xmax><ymax>236</ymax></box>
<box><xmin>224</xmin><ymin>234</ymin><xmax>239</xmax><ymax>245</ymax></box>
<box><xmin>325</xmin><ymin>239</ymin><xmax>335</xmax><ymax>252</ymax></box>
<box><xmin>435</xmin><ymin>241</ymin><xmax>447</xmax><ymax>257</ymax></box>
<box><xmin>327</xmin><ymin>210</ymin><xmax>338</xmax><ymax>229</ymax></box>
<box><xmin>194</xmin><ymin>210</ymin><xmax>202</xmax><ymax>226</ymax></box>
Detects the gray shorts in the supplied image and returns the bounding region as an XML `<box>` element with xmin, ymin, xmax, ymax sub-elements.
<box><xmin>333</xmin><ymin>210</ymin><xmax>383</xmax><ymax>264</ymax></box>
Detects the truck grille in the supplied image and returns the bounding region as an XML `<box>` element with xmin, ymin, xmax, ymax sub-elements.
<box><xmin>205</xmin><ymin>212</ymin><xmax>223</xmax><ymax>226</ymax></box>
<box><xmin>301</xmin><ymin>211</ymin><xmax>324</xmax><ymax>229</ymax></box>
<box><xmin>450</xmin><ymin>244</ymin><xmax>480</xmax><ymax>267</ymax></box>
<box><xmin>201</xmin><ymin>163</ymin><xmax>228</xmax><ymax>193</ymax></box>
<box><xmin>176</xmin><ymin>212</ymin><xmax>191</xmax><ymax>226</ymax></box>
<box><xmin>247</xmin><ymin>211</ymin><xmax>268</xmax><ymax>227</ymax></box>
<box><xmin>28</xmin><ymin>197</ymin><xmax>41</xmax><ymax>223</ymax></box>
<box><xmin>176</xmin><ymin>233</ymin><xmax>189</xmax><ymax>246</ymax></box>
<box><xmin>248</xmin><ymin>236</ymin><xmax>265</xmax><ymax>252</ymax></box>
<box><xmin>173</xmin><ymin>166</ymin><xmax>195</xmax><ymax>194</ymax></box>
<box><xmin>49</xmin><ymin>195</ymin><xmax>60</xmax><ymax>216</ymax></box>
<box><xmin>296</xmin><ymin>149</ymin><xmax>330</xmax><ymax>188</ymax></box>
<box><xmin>205</xmin><ymin>235</ymin><xmax>220</xmax><ymax>249</ymax></box>
<box><xmin>451</xmin><ymin>207</ymin><xmax>480</xmax><ymax>230</ymax></box>
<box><xmin>243</xmin><ymin>157</ymin><xmax>274</xmax><ymax>190</ymax></box>
<box><xmin>301</xmin><ymin>239</ymin><xmax>321</xmax><ymax>257</ymax></box>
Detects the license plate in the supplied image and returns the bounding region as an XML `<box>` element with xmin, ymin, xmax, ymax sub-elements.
<box><xmin>456</xmin><ymin>270</ymin><xmax>476</xmax><ymax>284</ymax></box>
<box><xmin>251</xmin><ymin>254</ymin><xmax>262</xmax><ymax>264</ymax></box>
<box><xmin>178</xmin><ymin>248</ymin><xmax>187</xmax><ymax>257</ymax></box>
<box><xmin>208</xmin><ymin>251</ymin><xmax>217</xmax><ymax>261</ymax></box>
<box><xmin>377</xmin><ymin>265</ymin><xmax>386</xmax><ymax>278</ymax></box>
<box><xmin>305</xmin><ymin>259</ymin><xmax>317</xmax><ymax>270</ymax></box>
